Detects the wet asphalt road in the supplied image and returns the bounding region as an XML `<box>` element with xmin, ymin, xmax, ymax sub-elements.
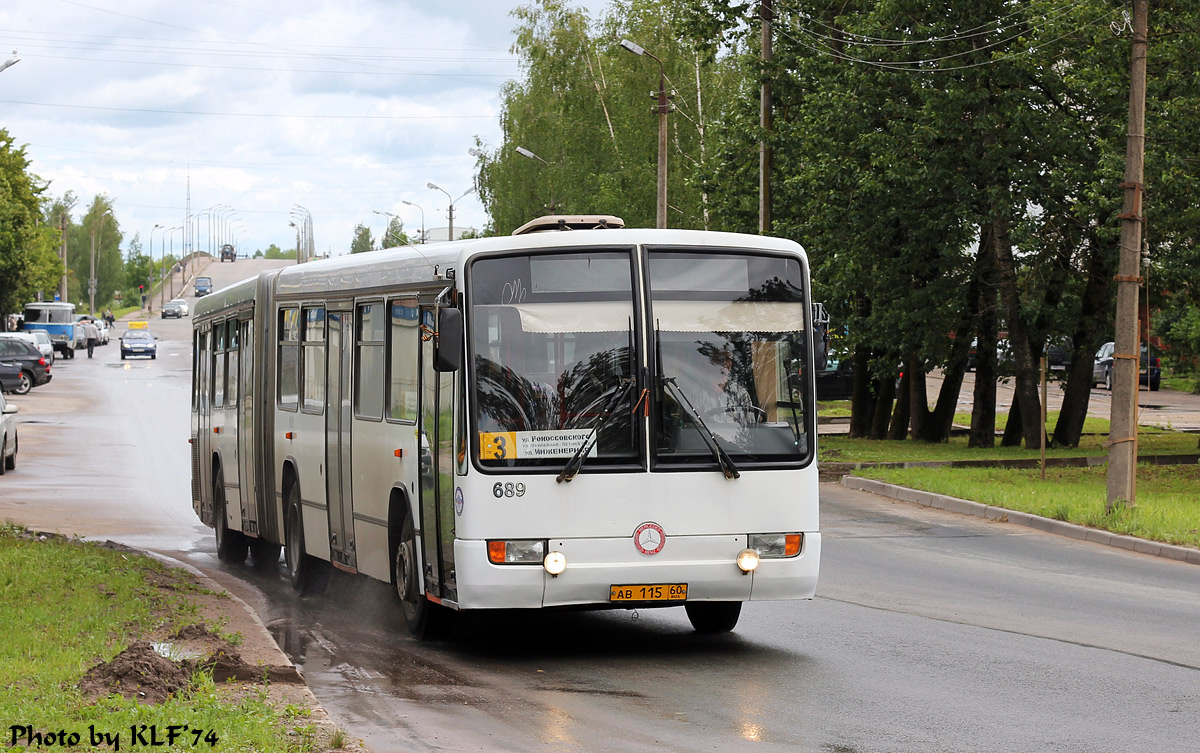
<box><xmin>2</xmin><ymin>259</ymin><xmax>1199</xmax><ymax>752</ymax></box>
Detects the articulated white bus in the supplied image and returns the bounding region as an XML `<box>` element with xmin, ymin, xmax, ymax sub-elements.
<box><xmin>191</xmin><ymin>216</ymin><xmax>821</xmax><ymax>638</ymax></box>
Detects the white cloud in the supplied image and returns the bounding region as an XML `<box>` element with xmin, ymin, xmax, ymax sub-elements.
<box><xmin>0</xmin><ymin>0</ymin><xmax>606</xmax><ymax>256</ymax></box>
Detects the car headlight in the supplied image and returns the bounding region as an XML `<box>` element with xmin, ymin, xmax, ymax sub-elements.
<box><xmin>486</xmin><ymin>539</ymin><xmax>545</xmax><ymax>565</ymax></box>
<box><xmin>748</xmin><ymin>533</ymin><xmax>803</xmax><ymax>558</ymax></box>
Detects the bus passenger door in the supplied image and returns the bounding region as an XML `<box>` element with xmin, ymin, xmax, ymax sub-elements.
<box><xmin>195</xmin><ymin>328</ymin><xmax>213</xmax><ymax>523</ymax></box>
<box><xmin>418</xmin><ymin>307</ymin><xmax>457</xmax><ymax>601</ymax></box>
<box><xmin>237</xmin><ymin>318</ymin><xmax>258</xmax><ymax>535</ymax></box>
<box><xmin>325</xmin><ymin>308</ymin><xmax>356</xmax><ymax>570</ymax></box>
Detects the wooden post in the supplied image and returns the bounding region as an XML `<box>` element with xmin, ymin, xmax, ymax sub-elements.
<box><xmin>1107</xmin><ymin>0</ymin><xmax>1148</xmax><ymax>512</ymax></box>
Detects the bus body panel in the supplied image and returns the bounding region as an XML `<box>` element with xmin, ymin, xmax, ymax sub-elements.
<box><xmin>452</xmin><ymin>467</ymin><xmax>819</xmax><ymax>542</ymax></box>
<box><xmin>346</xmin><ymin>415</ymin><xmax>417</xmax><ymax>582</ymax></box>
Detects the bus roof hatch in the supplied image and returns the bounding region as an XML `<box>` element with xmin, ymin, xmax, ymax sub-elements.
<box><xmin>511</xmin><ymin>214</ymin><xmax>625</xmax><ymax>235</ymax></box>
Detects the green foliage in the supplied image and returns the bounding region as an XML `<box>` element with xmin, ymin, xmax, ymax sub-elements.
<box><xmin>476</xmin><ymin>0</ymin><xmax>741</xmax><ymax>233</ymax></box>
<box><xmin>349</xmin><ymin>222</ymin><xmax>375</xmax><ymax>254</ymax></box>
<box><xmin>0</xmin><ymin>529</ymin><xmax>328</xmax><ymax>752</ymax></box>
<box><xmin>263</xmin><ymin>244</ymin><xmax>297</xmax><ymax>260</ymax></box>
<box><xmin>0</xmin><ymin>130</ymin><xmax>62</xmax><ymax>316</ymax></box>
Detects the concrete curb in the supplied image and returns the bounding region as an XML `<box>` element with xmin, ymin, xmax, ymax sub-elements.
<box><xmin>840</xmin><ymin>475</ymin><xmax>1200</xmax><ymax>566</ymax></box>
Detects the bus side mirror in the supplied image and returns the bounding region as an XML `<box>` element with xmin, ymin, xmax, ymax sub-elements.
<box><xmin>434</xmin><ymin>308</ymin><xmax>463</xmax><ymax>372</ymax></box>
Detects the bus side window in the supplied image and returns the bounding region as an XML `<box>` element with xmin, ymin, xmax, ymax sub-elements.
<box><xmin>302</xmin><ymin>306</ymin><xmax>325</xmax><ymax>414</ymax></box>
<box><xmin>355</xmin><ymin>302</ymin><xmax>385</xmax><ymax>420</ymax></box>
<box><xmin>278</xmin><ymin>308</ymin><xmax>300</xmax><ymax>411</ymax></box>
<box><xmin>387</xmin><ymin>298</ymin><xmax>419</xmax><ymax>422</ymax></box>
<box><xmin>212</xmin><ymin>321</ymin><xmax>226</xmax><ymax>409</ymax></box>
<box><xmin>226</xmin><ymin>320</ymin><xmax>239</xmax><ymax>407</ymax></box>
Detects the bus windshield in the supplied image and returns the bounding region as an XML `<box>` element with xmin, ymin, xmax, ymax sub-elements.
<box><xmin>23</xmin><ymin>304</ymin><xmax>75</xmax><ymax>324</ymax></box>
<box><xmin>469</xmin><ymin>251</ymin><xmax>638</xmax><ymax>469</ymax></box>
<box><xmin>648</xmin><ymin>250</ymin><xmax>810</xmax><ymax>467</ymax></box>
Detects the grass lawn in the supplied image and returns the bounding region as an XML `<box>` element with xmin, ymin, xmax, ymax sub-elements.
<box><xmin>852</xmin><ymin>464</ymin><xmax>1200</xmax><ymax>550</ymax></box>
<box><xmin>820</xmin><ymin>426</ymin><xmax>1198</xmax><ymax>464</ymax></box>
<box><xmin>0</xmin><ymin>526</ymin><xmax>339</xmax><ymax>752</ymax></box>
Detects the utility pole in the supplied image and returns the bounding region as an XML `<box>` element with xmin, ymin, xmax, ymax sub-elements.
<box><xmin>1107</xmin><ymin>0</ymin><xmax>1148</xmax><ymax>511</ymax></box>
<box><xmin>89</xmin><ymin>230</ymin><xmax>96</xmax><ymax>314</ymax></box>
<box><xmin>759</xmin><ymin>0</ymin><xmax>773</xmax><ymax>235</ymax></box>
<box><xmin>58</xmin><ymin>215</ymin><xmax>68</xmax><ymax>302</ymax></box>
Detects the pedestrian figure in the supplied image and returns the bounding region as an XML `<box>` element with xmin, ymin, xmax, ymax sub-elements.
<box><xmin>83</xmin><ymin>319</ymin><xmax>100</xmax><ymax>358</ymax></box>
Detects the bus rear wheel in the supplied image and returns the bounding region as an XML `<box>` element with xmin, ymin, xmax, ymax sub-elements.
<box><xmin>213</xmin><ymin>469</ymin><xmax>248</xmax><ymax>564</ymax></box>
<box><xmin>393</xmin><ymin>512</ymin><xmax>451</xmax><ymax>640</ymax></box>
<box><xmin>685</xmin><ymin>602</ymin><xmax>742</xmax><ymax>633</ymax></box>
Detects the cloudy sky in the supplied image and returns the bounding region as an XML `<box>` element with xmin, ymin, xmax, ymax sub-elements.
<box><xmin>1</xmin><ymin>0</ymin><xmax>603</xmax><ymax>258</ymax></box>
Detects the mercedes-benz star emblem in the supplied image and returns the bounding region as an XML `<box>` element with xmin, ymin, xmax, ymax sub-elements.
<box><xmin>633</xmin><ymin>522</ymin><xmax>666</xmax><ymax>556</ymax></box>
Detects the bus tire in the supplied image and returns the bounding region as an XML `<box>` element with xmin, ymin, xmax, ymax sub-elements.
<box><xmin>394</xmin><ymin>512</ymin><xmax>451</xmax><ymax>640</ymax></box>
<box><xmin>685</xmin><ymin>601</ymin><xmax>742</xmax><ymax>633</ymax></box>
<box><xmin>213</xmin><ymin>468</ymin><xmax>248</xmax><ymax>564</ymax></box>
<box><xmin>249</xmin><ymin>538</ymin><xmax>282</xmax><ymax>570</ymax></box>
<box><xmin>285</xmin><ymin>484</ymin><xmax>328</xmax><ymax>594</ymax></box>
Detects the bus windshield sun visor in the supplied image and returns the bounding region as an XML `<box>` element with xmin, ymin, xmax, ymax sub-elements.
<box><xmin>556</xmin><ymin>378</ymin><xmax>635</xmax><ymax>483</ymax></box>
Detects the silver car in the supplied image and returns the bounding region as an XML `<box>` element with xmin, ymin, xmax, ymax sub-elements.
<box><xmin>0</xmin><ymin>391</ymin><xmax>17</xmax><ymax>473</ymax></box>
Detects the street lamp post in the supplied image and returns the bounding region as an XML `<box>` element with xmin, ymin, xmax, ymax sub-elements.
<box><xmin>515</xmin><ymin>146</ymin><xmax>558</xmax><ymax>212</ymax></box>
<box><xmin>163</xmin><ymin>226</ymin><xmax>181</xmax><ymax>310</ymax></box>
<box><xmin>0</xmin><ymin>55</ymin><xmax>18</xmax><ymax>75</ymax></box>
<box><xmin>620</xmin><ymin>38</ymin><xmax>671</xmax><ymax>229</ymax></box>
<box><xmin>400</xmin><ymin>201</ymin><xmax>425</xmax><ymax>244</ymax></box>
<box><xmin>148</xmin><ymin>224</ymin><xmax>163</xmax><ymax>310</ymax></box>
<box><xmin>372</xmin><ymin>210</ymin><xmax>405</xmax><ymax>247</ymax></box>
<box><xmin>427</xmin><ymin>183</ymin><xmax>474</xmax><ymax>241</ymax></box>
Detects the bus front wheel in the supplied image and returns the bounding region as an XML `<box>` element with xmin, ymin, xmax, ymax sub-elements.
<box><xmin>394</xmin><ymin>512</ymin><xmax>451</xmax><ymax>640</ymax></box>
<box><xmin>685</xmin><ymin>602</ymin><xmax>742</xmax><ymax>633</ymax></box>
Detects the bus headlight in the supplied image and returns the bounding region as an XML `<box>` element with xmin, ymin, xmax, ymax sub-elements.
<box><xmin>736</xmin><ymin>548</ymin><xmax>760</xmax><ymax>573</ymax></box>
<box><xmin>487</xmin><ymin>539</ymin><xmax>545</xmax><ymax>565</ymax></box>
<box><xmin>748</xmin><ymin>533</ymin><xmax>803</xmax><ymax>558</ymax></box>
<box><xmin>543</xmin><ymin>551</ymin><xmax>567</xmax><ymax>576</ymax></box>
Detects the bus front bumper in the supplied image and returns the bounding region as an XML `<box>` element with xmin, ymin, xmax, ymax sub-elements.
<box><xmin>452</xmin><ymin>533</ymin><xmax>820</xmax><ymax>610</ymax></box>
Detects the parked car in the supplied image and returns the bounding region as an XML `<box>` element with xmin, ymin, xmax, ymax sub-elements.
<box><xmin>162</xmin><ymin>299</ymin><xmax>189</xmax><ymax>318</ymax></box>
<box><xmin>0</xmin><ymin>361</ymin><xmax>24</xmax><ymax>394</ymax></box>
<box><xmin>120</xmin><ymin>329</ymin><xmax>157</xmax><ymax>360</ymax></box>
<box><xmin>1046</xmin><ymin>338</ymin><xmax>1072</xmax><ymax>371</ymax></box>
<box><xmin>0</xmin><ymin>390</ymin><xmax>16</xmax><ymax>473</ymax></box>
<box><xmin>1092</xmin><ymin>341</ymin><xmax>1160</xmax><ymax>391</ymax></box>
<box><xmin>194</xmin><ymin>277</ymin><xmax>213</xmax><ymax>297</ymax></box>
<box><xmin>0</xmin><ymin>331</ymin><xmax>54</xmax><ymax>363</ymax></box>
<box><xmin>814</xmin><ymin>353</ymin><xmax>855</xmax><ymax>401</ymax></box>
<box><xmin>77</xmin><ymin>315</ymin><xmax>110</xmax><ymax>345</ymax></box>
<box><xmin>0</xmin><ymin>338</ymin><xmax>52</xmax><ymax>395</ymax></box>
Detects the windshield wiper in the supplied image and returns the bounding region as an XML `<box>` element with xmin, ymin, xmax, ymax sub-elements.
<box><xmin>556</xmin><ymin>379</ymin><xmax>634</xmax><ymax>483</ymax></box>
<box><xmin>661</xmin><ymin>376</ymin><xmax>741</xmax><ymax>480</ymax></box>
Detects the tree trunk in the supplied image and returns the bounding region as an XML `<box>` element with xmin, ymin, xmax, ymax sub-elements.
<box><xmin>1001</xmin><ymin>392</ymin><xmax>1023</xmax><ymax>446</ymax></box>
<box><xmin>1053</xmin><ymin>226</ymin><xmax>1117</xmax><ymax>447</ymax></box>
<box><xmin>888</xmin><ymin>371</ymin><xmax>911</xmax><ymax>440</ymax></box>
<box><xmin>869</xmin><ymin>373</ymin><xmax>896</xmax><ymax>440</ymax></box>
<box><xmin>990</xmin><ymin>214</ymin><xmax>1044</xmax><ymax>449</ymax></box>
<box><xmin>969</xmin><ymin>223</ymin><xmax>999</xmax><ymax>448</ymax></box>
<box><xmin>848</xmin><ymin>343</ymin><xmax>876</xmax><ymax>438</ymax></box>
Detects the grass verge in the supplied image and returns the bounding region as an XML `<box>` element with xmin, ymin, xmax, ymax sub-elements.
<box><xmin>853</xmin><ymin>464</ymin><xmax>1200</xmax><ymax>550</ymax></box>
<box><xmin>0</xmin><ymin>525</ymin><xmax>345</xmax><ymax>752</ymax></box>
<box><xmin>820</xmin><ymin>429</ymin><xmax>1198</xmax><ymax>464</ymax></box>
